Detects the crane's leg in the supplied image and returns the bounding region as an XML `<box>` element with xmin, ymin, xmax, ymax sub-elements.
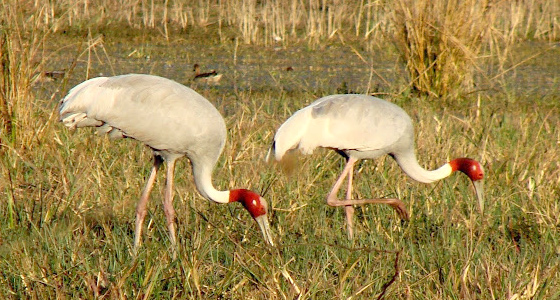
<box><xmin>134</xmin><ymin>155</ymin><xmax>163</xmax><ymax>253</ymax></box>
<box><xmin>162</xmin><ymin>158</ymin><xmax>178</xmax><ymax>257</ymax></box>
<box><xmin>345</xmin><ymin>160</ymin><xmax>355</xmax><ymax>239</ymax></box>
<box><xmin>326</xmin><ymin>157</ymin><xmax>409</xmax><ymax>239</ymax></box>
<box><xmin>326</xmin><ymin>157</ymin><xmax>357</xmax><ymax>238</ymax></box>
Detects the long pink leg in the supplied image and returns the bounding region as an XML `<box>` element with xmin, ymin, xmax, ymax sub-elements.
<box><xmin>344</xmin><ymin>160</ymin><xmax>355</xmax><ymax>239</ymax></box>
<box><xmin>326</xmin><ymin>157</ymin><xmax>409</xmax><ymax>239</ymax></box>
<box><xmin>134</xmin><ymin>155</ymin><xmax>163</xmax><ymax>252</ymax></box>
<box><xmin>162</xmin><ymin>158</ymin><xmax>177</xmax><ymax>253</ymax></box>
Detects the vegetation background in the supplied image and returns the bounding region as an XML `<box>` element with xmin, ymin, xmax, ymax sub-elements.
<box><xmin>1</xmin><ymin>0</ymin><xmax>559</xmax><ymax>298</ymax></box>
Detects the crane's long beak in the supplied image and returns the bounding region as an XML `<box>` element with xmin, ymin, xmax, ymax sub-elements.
<box><xmin>254</xmin><ymin>215</ymin><xmax>275</xmax><ymax>246</ymax></box>
<box><xmin>472</xmin><ymin>180</ymin><xmax>484</xmax><ymax>215</ymax></box>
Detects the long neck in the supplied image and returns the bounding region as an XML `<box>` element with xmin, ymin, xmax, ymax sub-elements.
<box><xmin>393</xmin><ymin>151</ymin><xmax>453</xmax><ymax>184</ymax></box>
<box><xmin>191</xmin><ymin>160</ymin><xmax>230</xmax><ymax>204</ymax></box>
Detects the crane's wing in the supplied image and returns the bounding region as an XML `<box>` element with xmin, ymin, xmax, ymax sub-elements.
<box><xmin>269</xmin><ymin>94</ymin><xmax>412</xmax><ymax>161</ymax></box>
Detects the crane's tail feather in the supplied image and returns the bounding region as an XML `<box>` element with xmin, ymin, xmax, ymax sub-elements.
<box><xmin>96</xmin><ymin>124</ymin><xmax>125</xmax><ymax>139</ymax></box>
<box><xmin>60</xmin><ymin>113</ymin><xmax>125</xmax><ymax>139</ymax></box>
<box><xmin>276</xmin><ymin>150</ymin><xmax>299</xmax><ymax>175</ymax></box>
<box><xmin>60</xmin><ymin>112</ymin><xmax>102</xmax><ymax>129</ymax></box>
<box><xmin>265</xmin><ymin>141</ymin><xmax>276</xmax><ymax>163</ymax></box>
<box><xmin>58</xmin><ymin>76</ymin><xmax>125</xmax><ymax>140</ymax></box>
<box><xmin>266</xmin><ymin>143</ymin><xmax>298</xmax><ymax>176</ymax></box>
<box><xmin>265</xmin><ymin>140</ymin><xmax>301</xmax><ymax>175</ymax></box>
<box><xmin>58</xmin><ymin>76</ymin><xmax>109</xmax><ymax>124</ymax></box>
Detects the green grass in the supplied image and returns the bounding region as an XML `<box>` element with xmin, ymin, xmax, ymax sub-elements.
<box><xmin>1</xmin><ymin>5</ymin><xmax>560</xmax><ymax>299</ymax></box>
<box><xmin>3</xmin><ymin>76</ymin><xmax>560</xmax><ymax>299</ymax></box>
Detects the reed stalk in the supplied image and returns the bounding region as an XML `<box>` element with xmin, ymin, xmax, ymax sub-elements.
<box><xmin>0</xmin><ymin>2</ymin><xmax>48</xmax><ymax>150</ymax></box>
<box><xmin>389</xmin><ymin>0</ymin><xmax>490</xmax><ymax>98</ymax></box>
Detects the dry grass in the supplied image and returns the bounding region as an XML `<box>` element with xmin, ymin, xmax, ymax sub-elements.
<box><xmin>1</xmin><ymin>0</ymin><xmax>559</xmax><ymax>299</ymax></box>
<box><xmin>390</xmin><ymin>0</ymin><xmax>489</xmax><ymax>98</ymax></box>
<box><xmin>0</xmin><ymin>2</ymin><xmax>50</xmax><ymax>150</ymax></box>
<box><xmin>16</xmin><ymin>0</ymin><xmax>558</xmax><ymax>98</ymax></box>
<box><xmin>20</xmin><ymin>0</ymin><xmax>559</xmax><ymax>44</ymax></box>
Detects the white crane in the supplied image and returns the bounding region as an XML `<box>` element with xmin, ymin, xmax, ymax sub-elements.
<box><xmin>59</xmin><ymin>74</ymin><xmax>274</xmax><ymax>253</ymax></box>
<box><xmin>267</xmin><ymin>94</ymin><xmax>484</xmax><ymax>239</ymax></box>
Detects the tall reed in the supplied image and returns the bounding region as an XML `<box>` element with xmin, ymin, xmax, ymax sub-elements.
<box><xmin>12</xmin><ymin>0</ymin><xmax>556</xmax><ymax>98</ymax></box>
<box><xmin>0</xmin><ymin>2</ymin><xmax>48</xmax><ymax>149</ymax></box>
<box><xmin>389</xmin><ymin>0</ymin><xmax>489</xmax><ymax>98</ymax></box>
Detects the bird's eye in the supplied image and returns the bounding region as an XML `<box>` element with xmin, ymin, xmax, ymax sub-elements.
<box><xmin>252</xmin><ymin>199</ymin><xmax>257</xmax><ymax>207</ymax></box>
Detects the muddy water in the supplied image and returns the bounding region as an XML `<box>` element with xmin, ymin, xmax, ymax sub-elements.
<box><xmin>504</xmin><ymin>41</ymin><xmax>560</xmax><ymax>98</ymax></box>
<box><xmin>39</xmin><ymin>34</ymin><xmax>559</xmax><ymax>104</ymax></box>
<box><xmin>40</xmin><ymin>35</ymin><xmax>404</xmax><ymax>97</ymax></box>
<box><xmin>109</xmin><ymin>42</ymin><xmax>403</xmax><ymax>95</ymax></box>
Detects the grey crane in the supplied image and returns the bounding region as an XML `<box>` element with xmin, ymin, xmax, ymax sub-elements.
<box><xmin>59</xmin><ymin>74</ymin><xmax>274</xmax><ymax>253</ymax></box>
<box><xmin>267</xmin><ymin>94</ymin><xmax>484</xmax><ymax>239</ymax></box>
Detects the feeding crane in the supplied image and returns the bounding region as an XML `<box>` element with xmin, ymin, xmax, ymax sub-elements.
<box><xmin>59</xmin><ymin>74</ymin><xmax>274</xmax><ymax>252</ymax></box>
<box><xmin>267</xmin><ymin>94</ymin><xmax>484</xmax><ymax>239</ymax></box>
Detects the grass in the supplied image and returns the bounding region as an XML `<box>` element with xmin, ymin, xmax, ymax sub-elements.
<box><xmin>1</xmin><ymin>0</ymin><xmax>560</xmax><ymax>299</ymax></box>
<box><xmin>390</xmin><ymin>0</ymin><xmax>488</xmax><ymax>98</ymax></box>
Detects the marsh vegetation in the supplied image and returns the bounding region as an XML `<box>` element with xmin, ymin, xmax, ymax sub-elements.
<box><xmin>1</xmin><ymin>0</ymin><xmax>559</xmax><ymax>298</ymax></box>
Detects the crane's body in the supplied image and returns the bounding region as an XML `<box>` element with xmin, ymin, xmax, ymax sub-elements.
<box><xmin>60</xmin><ymin>74</ymin><xmax>273</xmax><ymax>253</ymax></box>
<box><xmin>268</xmin><ymin>94</ymin><xmax>484</xmax><ymax>238</ymax></box>
<box><xmin>60</xmin><ymin>74</ymin><xmax>227</xmax><ymax>201</ymax></box>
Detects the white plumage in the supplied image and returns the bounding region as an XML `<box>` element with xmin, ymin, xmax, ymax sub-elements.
<box><xmin>60</xmin><ymin>74</ymin><xmax>274</xmax><ymax>253</ymax></box>
<box><xmin>268</xmin><ymin>94</ymin><xmax>484</xmax><ymax>238</ymax></box>
<box><xmin>271</xmin><ymin>94</ymin><xmax>409</xmax><ymax>159</ymax></box>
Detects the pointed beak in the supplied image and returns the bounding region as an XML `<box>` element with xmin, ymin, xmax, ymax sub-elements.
<box><xmin>472</xmin><ymin>180</ymin><xmax>484</xmax><ymax>215</ymax></box>
<box><xmin>254</xmin><ymin>215</ymin><xmax>275</xmax><ymax>246</ymax></box>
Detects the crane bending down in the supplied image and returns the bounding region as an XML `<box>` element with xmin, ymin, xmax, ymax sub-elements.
<box><xmin>267</xmin><ymin>94</ymin><xmax>484</xmax><ymax>239</ymax></box>
<box><xmin>59</xmin><ymin>74</ymin><xmax>274</xmax><ymax>252</ymax></box>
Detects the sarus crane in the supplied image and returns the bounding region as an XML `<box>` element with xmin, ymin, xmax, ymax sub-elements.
<box><xmin>267</xmin><ymin>94</ymin><xmax>484</xmax><ymax>238</ymax></box>
<box><xmin>59</xmin><ymin>74</ymin><xmax>274</xmax><ymax>253</ymax></box>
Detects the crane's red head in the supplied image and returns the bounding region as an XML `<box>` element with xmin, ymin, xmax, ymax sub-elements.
<box><xmin>449</xmin><ymin>158</ymin><xmax>484</xmax><ymax>181</ymax></box>
<box><xmin>449</xmin><ymin>158</ymin><xmax>485</xmax><ymax>214</ymax></box>
<box><xmin>229</xmin><ymin>189</ymin><xmax>274</xmax><ymax>246</ymax></box>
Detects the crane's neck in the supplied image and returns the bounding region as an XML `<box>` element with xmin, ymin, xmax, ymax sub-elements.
<box><xmin>392</xmin><ymin>151</ymin><xmax>453</xmax><ymax>184</ymax></box>
<box><xmin>191</xmin><ymin>160</ymin><xmax>230</xmax><ymax>204</ymax></box>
